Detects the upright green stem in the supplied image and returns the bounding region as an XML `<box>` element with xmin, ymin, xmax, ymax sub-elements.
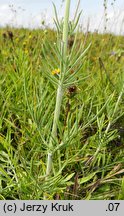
<box><xmin>63</xmin><ymin>0</ymin><xmax>71</xmax><ymax>58</ymax></box>
<box><xmin>45</xmin><ymin>0</ymin><xmax>71</xmax><ymax>178</ymax></box>
<box><xmin>46</xmin><ymin>84</ymin><xmax>63</xmax><ymax>176</ymax></box>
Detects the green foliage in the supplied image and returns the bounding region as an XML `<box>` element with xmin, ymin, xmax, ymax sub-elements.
<box><xmin>0</xmin><ymin>20</ymin><xmax>124</xmax><ymax>199</ymax></box>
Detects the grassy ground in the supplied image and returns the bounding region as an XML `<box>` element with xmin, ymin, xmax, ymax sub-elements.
<box><xmin>0</xmin><ymin>27</ymin><xmax>124</xmax><ymax>200</ymax></box>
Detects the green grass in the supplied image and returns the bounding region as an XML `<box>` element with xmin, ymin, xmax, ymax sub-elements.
<box><xmin>0</xmin><ymin>27</ymin><xmax>124</xmax><ymax>200</ymax></box>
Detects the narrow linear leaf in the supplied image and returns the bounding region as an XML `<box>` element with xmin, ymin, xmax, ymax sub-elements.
<box><xmin>79</xmin><ymin>172</ymin><xmax>97</xmax><ymax>184</ymax></box>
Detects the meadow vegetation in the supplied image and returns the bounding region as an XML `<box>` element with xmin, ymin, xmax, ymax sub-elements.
<box><xmin>0</xmin><ymin>23</ymin><xmax>124</xmax><ymax>199</ymax></box>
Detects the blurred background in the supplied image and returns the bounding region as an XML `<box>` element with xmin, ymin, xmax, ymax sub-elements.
<box><xmin>0</xmin><ymin>0</ymin><xmax>124</xmax><ymax>34</ymax></box>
